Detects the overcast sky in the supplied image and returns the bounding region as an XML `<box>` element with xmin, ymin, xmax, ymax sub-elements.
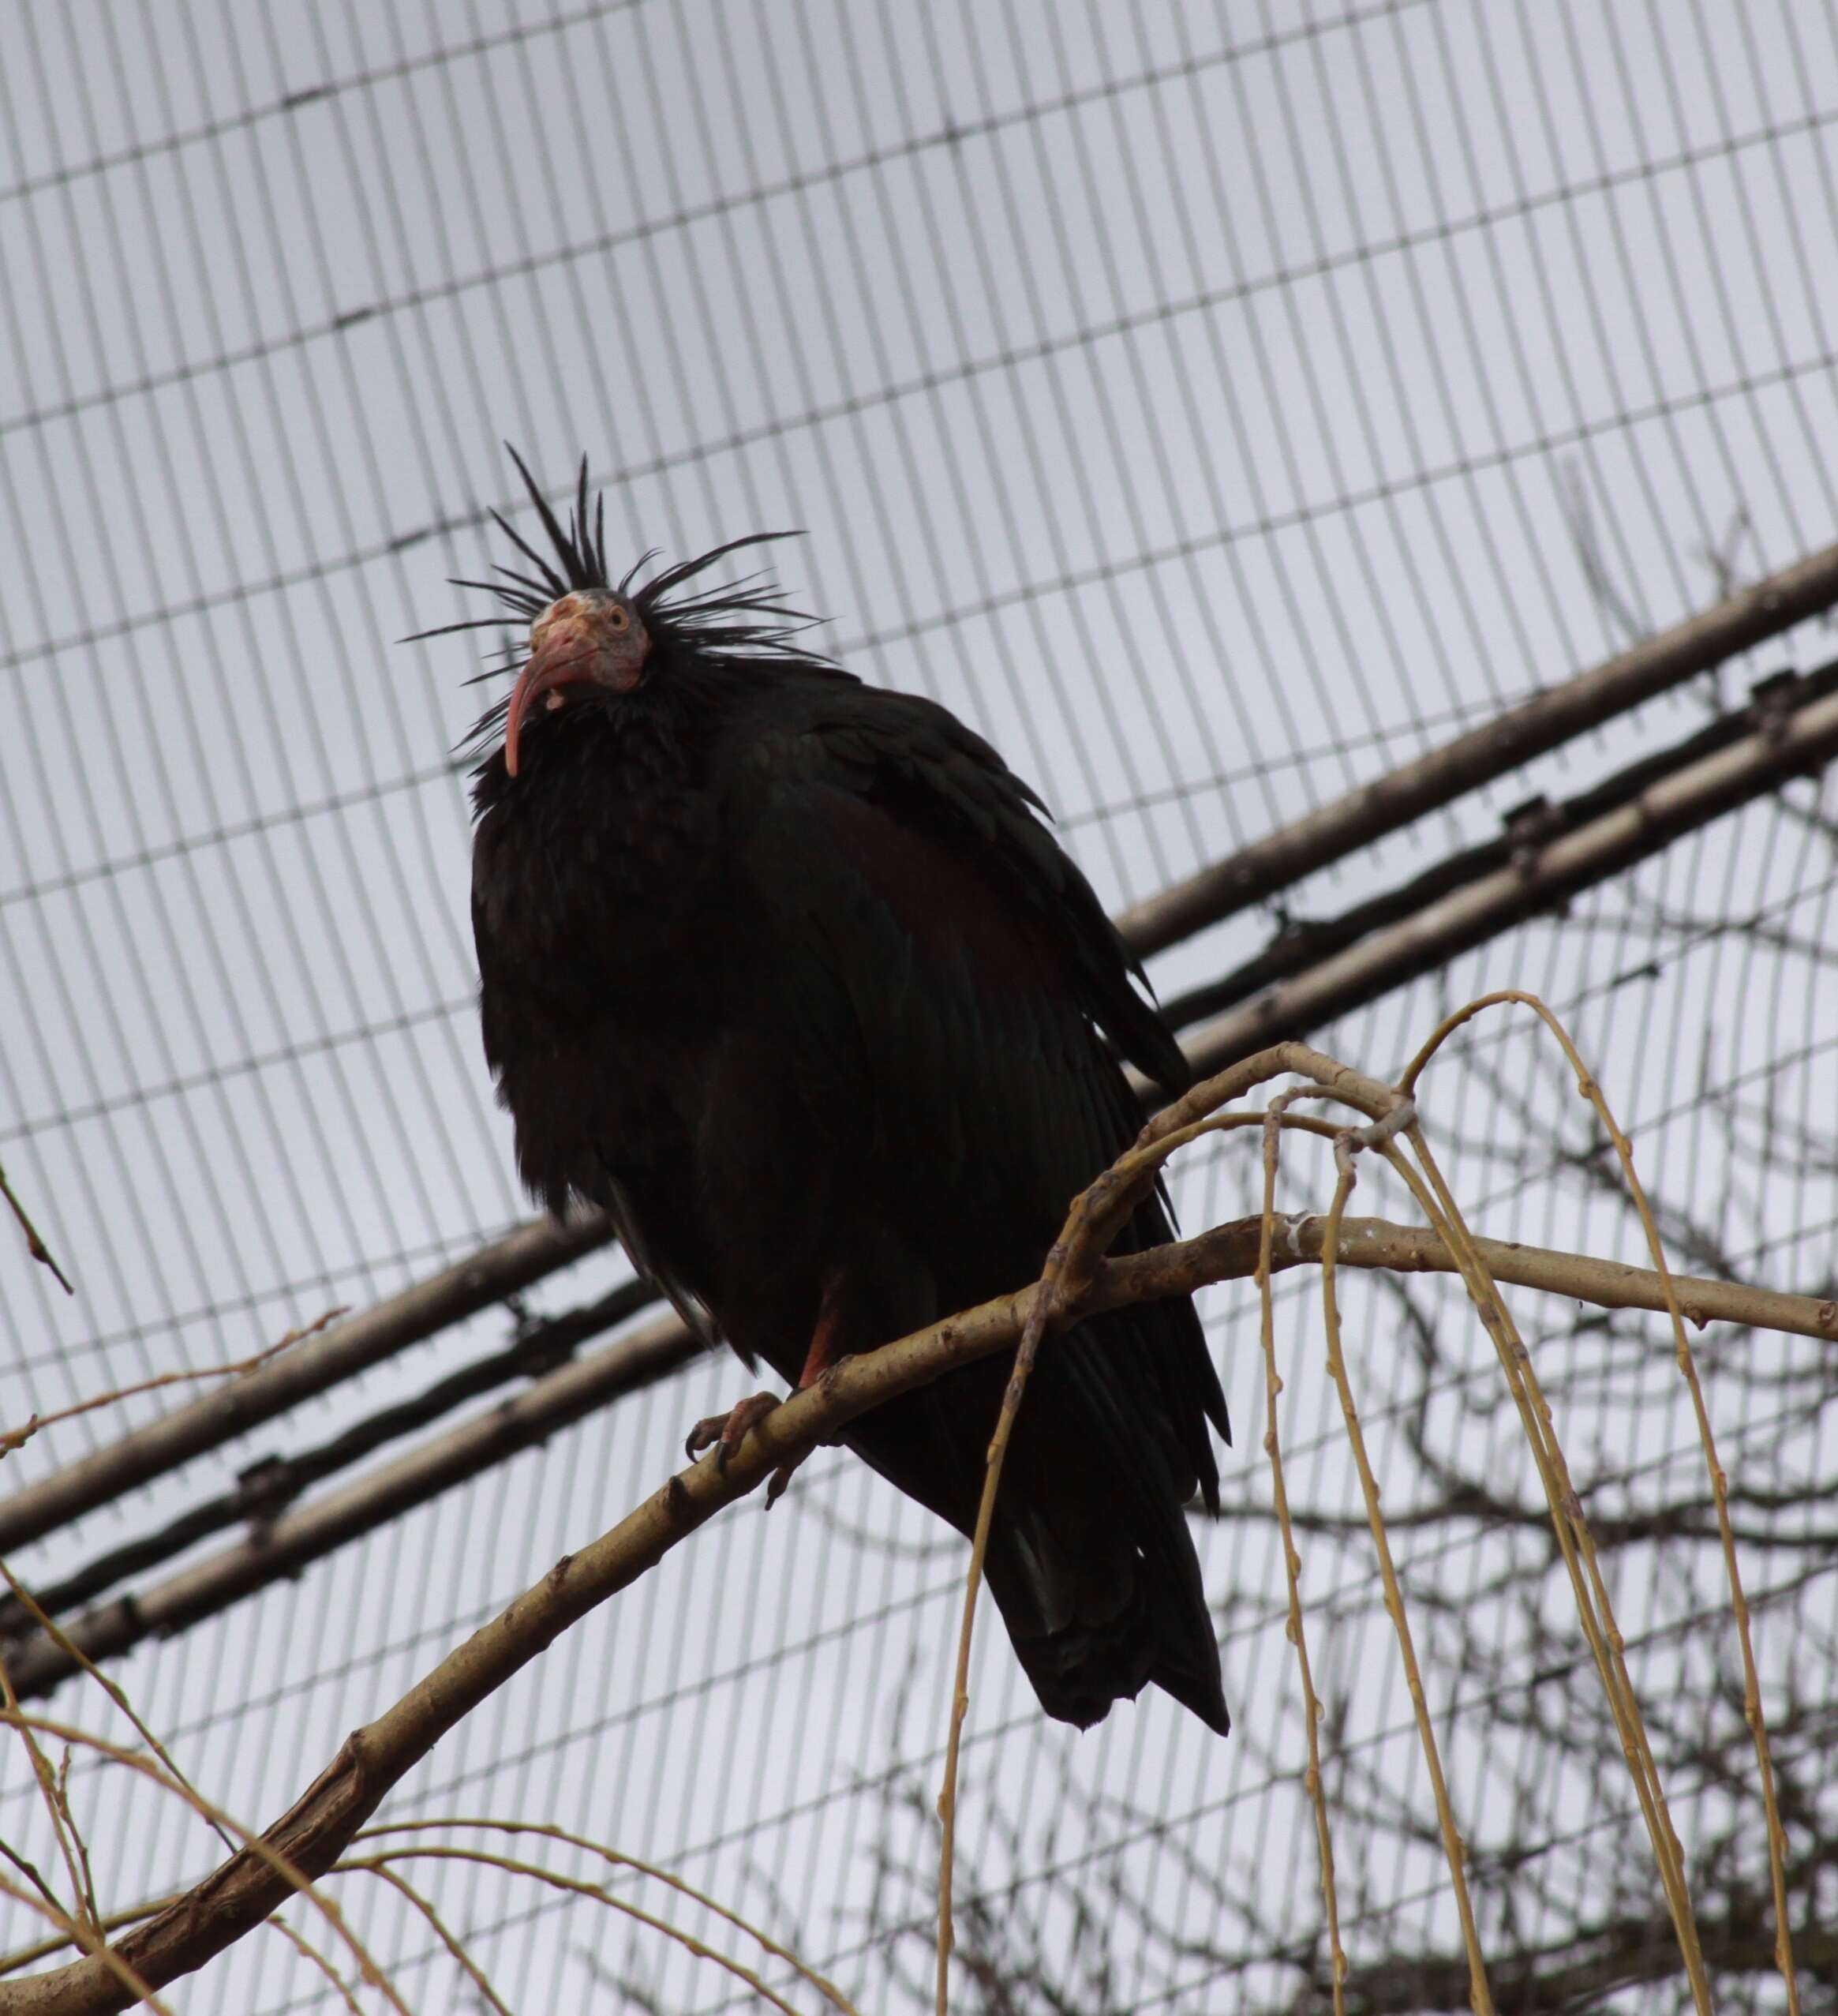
<box><xmin>2</xmin><ymin>2</ymin><xmax>1836</xmax><ymax>2010</ymax></box>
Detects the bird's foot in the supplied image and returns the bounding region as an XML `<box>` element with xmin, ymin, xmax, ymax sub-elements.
<box><xmin>683</xmin><ymin>1391</ymin><xmax>779</xmax><ymax>1471</ymax></box>
<box><xmin>679</xmin><ymin>1402</ymin><xmax>808</xmax><ymax>1507</ymax></box>
<box><xmin>683</xmin><ymin>1349</ymin><xmax>864</xmax><ymax>1505</ymax></box>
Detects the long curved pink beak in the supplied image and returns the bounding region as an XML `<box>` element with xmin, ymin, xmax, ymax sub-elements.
<box><xmin>503</xmin><ymin>622</ymin><xmax>598</xmax><ymax>777</ymax></box>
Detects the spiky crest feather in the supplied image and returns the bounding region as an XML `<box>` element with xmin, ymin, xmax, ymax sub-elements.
<box><xmin>406</xmin><ymin>446</ymin><xmax>832</xmax><ymax>759</ymax></box>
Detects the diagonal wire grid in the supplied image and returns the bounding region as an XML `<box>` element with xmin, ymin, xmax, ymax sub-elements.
<box><xmin>1</xmin><ymin>1</ymin><xmax>1836</xmax><ymax>2010</ymax></box>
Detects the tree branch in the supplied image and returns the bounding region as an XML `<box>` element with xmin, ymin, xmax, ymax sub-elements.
<box><xmin>5</xmin><ymin>1111</ymin><xmax>1833</xmax><ymax>2010</ymax></box>
<box><xmin>5</xmin><ymin>1209</ymin><xmax>1831</xmax><ymax>1703</ymax></box>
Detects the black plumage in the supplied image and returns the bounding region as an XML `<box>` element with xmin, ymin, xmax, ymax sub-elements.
<box><xmin>450</xmin><ymin>452</ymin><xmax>1231</xmax><ymax>1733</ymax></box>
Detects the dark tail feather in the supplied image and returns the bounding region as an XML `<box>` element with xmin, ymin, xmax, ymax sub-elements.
<box><xmin>838</xmin><ymin>1336</ymin><xmax>1230</xmax><ymax>1735</ymax></box>
<box><xmin>932</xmin><ymin>1347</ymin><xmax>1230</xmax><ymax>1733</ymax></box>
<box><xmin>985</xmin><ymin>1486</ymin><xmax>1230</xmax><ymax>1735</ymax></box>
<box><xmin>1144</xmin><ymin>1519</ymin><xmax>1232</xmax><ymax>1735</ymax></box>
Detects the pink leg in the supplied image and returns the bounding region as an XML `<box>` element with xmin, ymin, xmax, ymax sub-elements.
<box><xmin>683</xmin><ymin>1276</ymin><xmax>853</xmax><ymax>1507</ymax></box>
<box><xmin>762</xmin><ymin>1277</ymin><xmax>855</xmax><ymax>1506</ymax></box>
<box><xmin>794</xmin><ymin>1274</ymin><xmax>849</xmax><ymax>1388</ymax></box>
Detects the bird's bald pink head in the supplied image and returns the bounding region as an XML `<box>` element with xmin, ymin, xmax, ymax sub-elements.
<box><xmin>503</xmin><ymin>589</ymin><xmax>650</xmax><ymax>775</ymax></box>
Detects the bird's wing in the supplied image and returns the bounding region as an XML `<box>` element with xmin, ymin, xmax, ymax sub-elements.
<box><xmin>727</xmin><ymin>685</ymin><xmax>1229</xmax><ymax>1485</ymax></box>
<box><xmin>736</xmin><ymin>683</ymin><xmax>1189</xmax><ymax>1081</ymax></box>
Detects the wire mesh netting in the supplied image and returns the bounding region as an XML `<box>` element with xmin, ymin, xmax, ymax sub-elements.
<box><xmin>1</xmin><ymin>2</ymin><xmax>1836</xmax><ymax>2010</ymax></box>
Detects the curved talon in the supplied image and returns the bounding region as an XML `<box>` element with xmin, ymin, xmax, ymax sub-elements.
<box><xmin>683</xmin><ymin>1390</ymin><xmax>780</xmax><ymax>1471</ymax></box>
<box><xmin>764</xmin><ymin>1454</ymin><xmax>807</xmax><ymax>1508</ymax></box>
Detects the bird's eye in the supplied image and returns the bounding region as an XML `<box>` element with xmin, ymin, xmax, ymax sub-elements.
<box><xmin>608</xmin><ymin>607</ymin><xmax>629</xmax><ymax>632</ymax></box>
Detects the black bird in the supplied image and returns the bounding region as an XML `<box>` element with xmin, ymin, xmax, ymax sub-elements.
<box><xmin>447</xmin><ymin>452</ymin><xmax>1231</xmax><ymax>1733</ymax></box>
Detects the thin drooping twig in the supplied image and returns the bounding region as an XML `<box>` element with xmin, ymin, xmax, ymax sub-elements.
<box><xmin>335</xmin><ymin>1847</ymin><xmax>805</xmax><ymax>2016</ymax></box>
<box><xmin>0</xmin><ymin>1714</ymin><xmax>411</xmax><ymax>2016</ymax></box>
<box><xmin>5</xmin><ymin>1211</ymin><xmax>1830</xmax><ymax>1707</ymax></box>
<box><xmin>1056</xmin><ymin>1038</ymin><xmax>1748</xmax><ymax>2014</ymax></box>
<box><xmin>354</xmin><ymin>1820</ymin><xmax>861</xmax><ymax>2016</ymax></box>
<box><xmin>934</xmin><ymin>1093</ymin><xmax>1327</xmax><ymax>2012</ymax></box>
<box><xmin>0</xmin><ymin>1564</ymin><xmax>234</xmax><ymax>1857</ymax></box>
<box><xmin>0</xmin><ymin>1572</ymin><xmax>403</xmax><ymax>2016</ymax></box>
<box><xmin>1383</xmin><ymin>1107</ymin><xmax>1714</xmax><ymax>2013</ymax></box>
<box><xmin>0</xmin><ymin>1857</ymin><xmax>76</xmax><ymax>1957</ymax></box>
<box><xmin>0</xmin><ymin>1313</ymin><xmax>344</xmax><ymax>1460</ymax></box>
<box><xmin>0</xmin><ymin>1162</ymin><xmax>73</xmax><ymax>1296</ymax></box>
<box><xmin>1316</xmin><ymin>1138</ymin><xmax>1493</xmax><ymax>2016</ymax></box>
<box><xmin>1081</xmin><ymin>1064</ymin><xmax>1498</xmax><ymax>2013</ymax></box>
<box><xmin>0</xmin><ymin>1649</ymin><xmax>98</xmax><ymax>1961</ymax></box>
<box><xmin>1257</xmin><ymin>1096</ymin><xmax>1346</xmax><ymax>2015</ymax></box>
<box><xmin>338</xmin><ymin>1866</ymin><xmax>481</xmax><ymax>2014</ymax></box>
<box><xmin>934</xmin><ymin>1258</ymin><xmax>1068</xmax><ymax>2007</ymax></box>
<box><xmin>1403</xmin><ymin>991</ymin><xmax>1800</xmax><ymax>2016</ymax></box>
<box><xmin>936</xmin><ymin>1050</ymin><xmax>1440</xmax><ymax>2012</ymax></box>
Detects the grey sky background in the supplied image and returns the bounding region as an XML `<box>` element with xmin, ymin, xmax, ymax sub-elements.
<box><xmin>2</xmin><ymin>2</ymin><xmax>1836</xmax><ymax>2010</ymax></box>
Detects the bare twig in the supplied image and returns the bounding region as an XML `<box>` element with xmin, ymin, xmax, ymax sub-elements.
<box><xmin>336</xmin><ymin>1848</ymin><xmax>804</xmax><ymax>2016</ymax></box>
<box><xmin>1404</xmin><ymin>990</ymin><xmax>1801</xmax><ymax>2015</ymax></box>
<box><xmin>1257</xmin><ymin>1096</ymin><xmax>1346</xmax><ymax>2015</ymax></box>
<box><xmin>1316</xmin><ymin>1140</ymin><xmax>1492</xmax><ymax>2016</ymax></box>
<box><xmin>1386</xmin><ymin>1111</ymin><xmax>1713</xmax><ymax>2013</ymax></box>
<box><xmin>0</xmin><ymin>1312</ymin><xmax>344</xmax><ymax>1460</ymax></box>
<box><xmin>0</xmin><ymin>1572</ymin><xmax>401</xmax><ymax>2014</ymax></box>
<box><xmin>0</xmin><ymin>1563</ymin><xmax>233</xmax><ymax>1857</ymax></box>
<box><xmin>0</xmin><ymin>1712</ymin><xmax>410</xmax><ymax>2015</ymax></box>
<box><xmin>353</xmin><ymin>1864</ymin><xmax>511</xmax><ymax>2016</ymax></box>
<box><xmin>0</xmin><ymin>1649</ymin><xmax>96</xmax><ymax>1958</ymax></box>
<box><xmin>353</xmin><ymin>1819</ymin><xmax>859</xmax><ymax>2016</ymax></box>
<box><xmin>0</xmin><ymin>1161</ymin><xmax>73</xmax><ymax>1296</ymax></box>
